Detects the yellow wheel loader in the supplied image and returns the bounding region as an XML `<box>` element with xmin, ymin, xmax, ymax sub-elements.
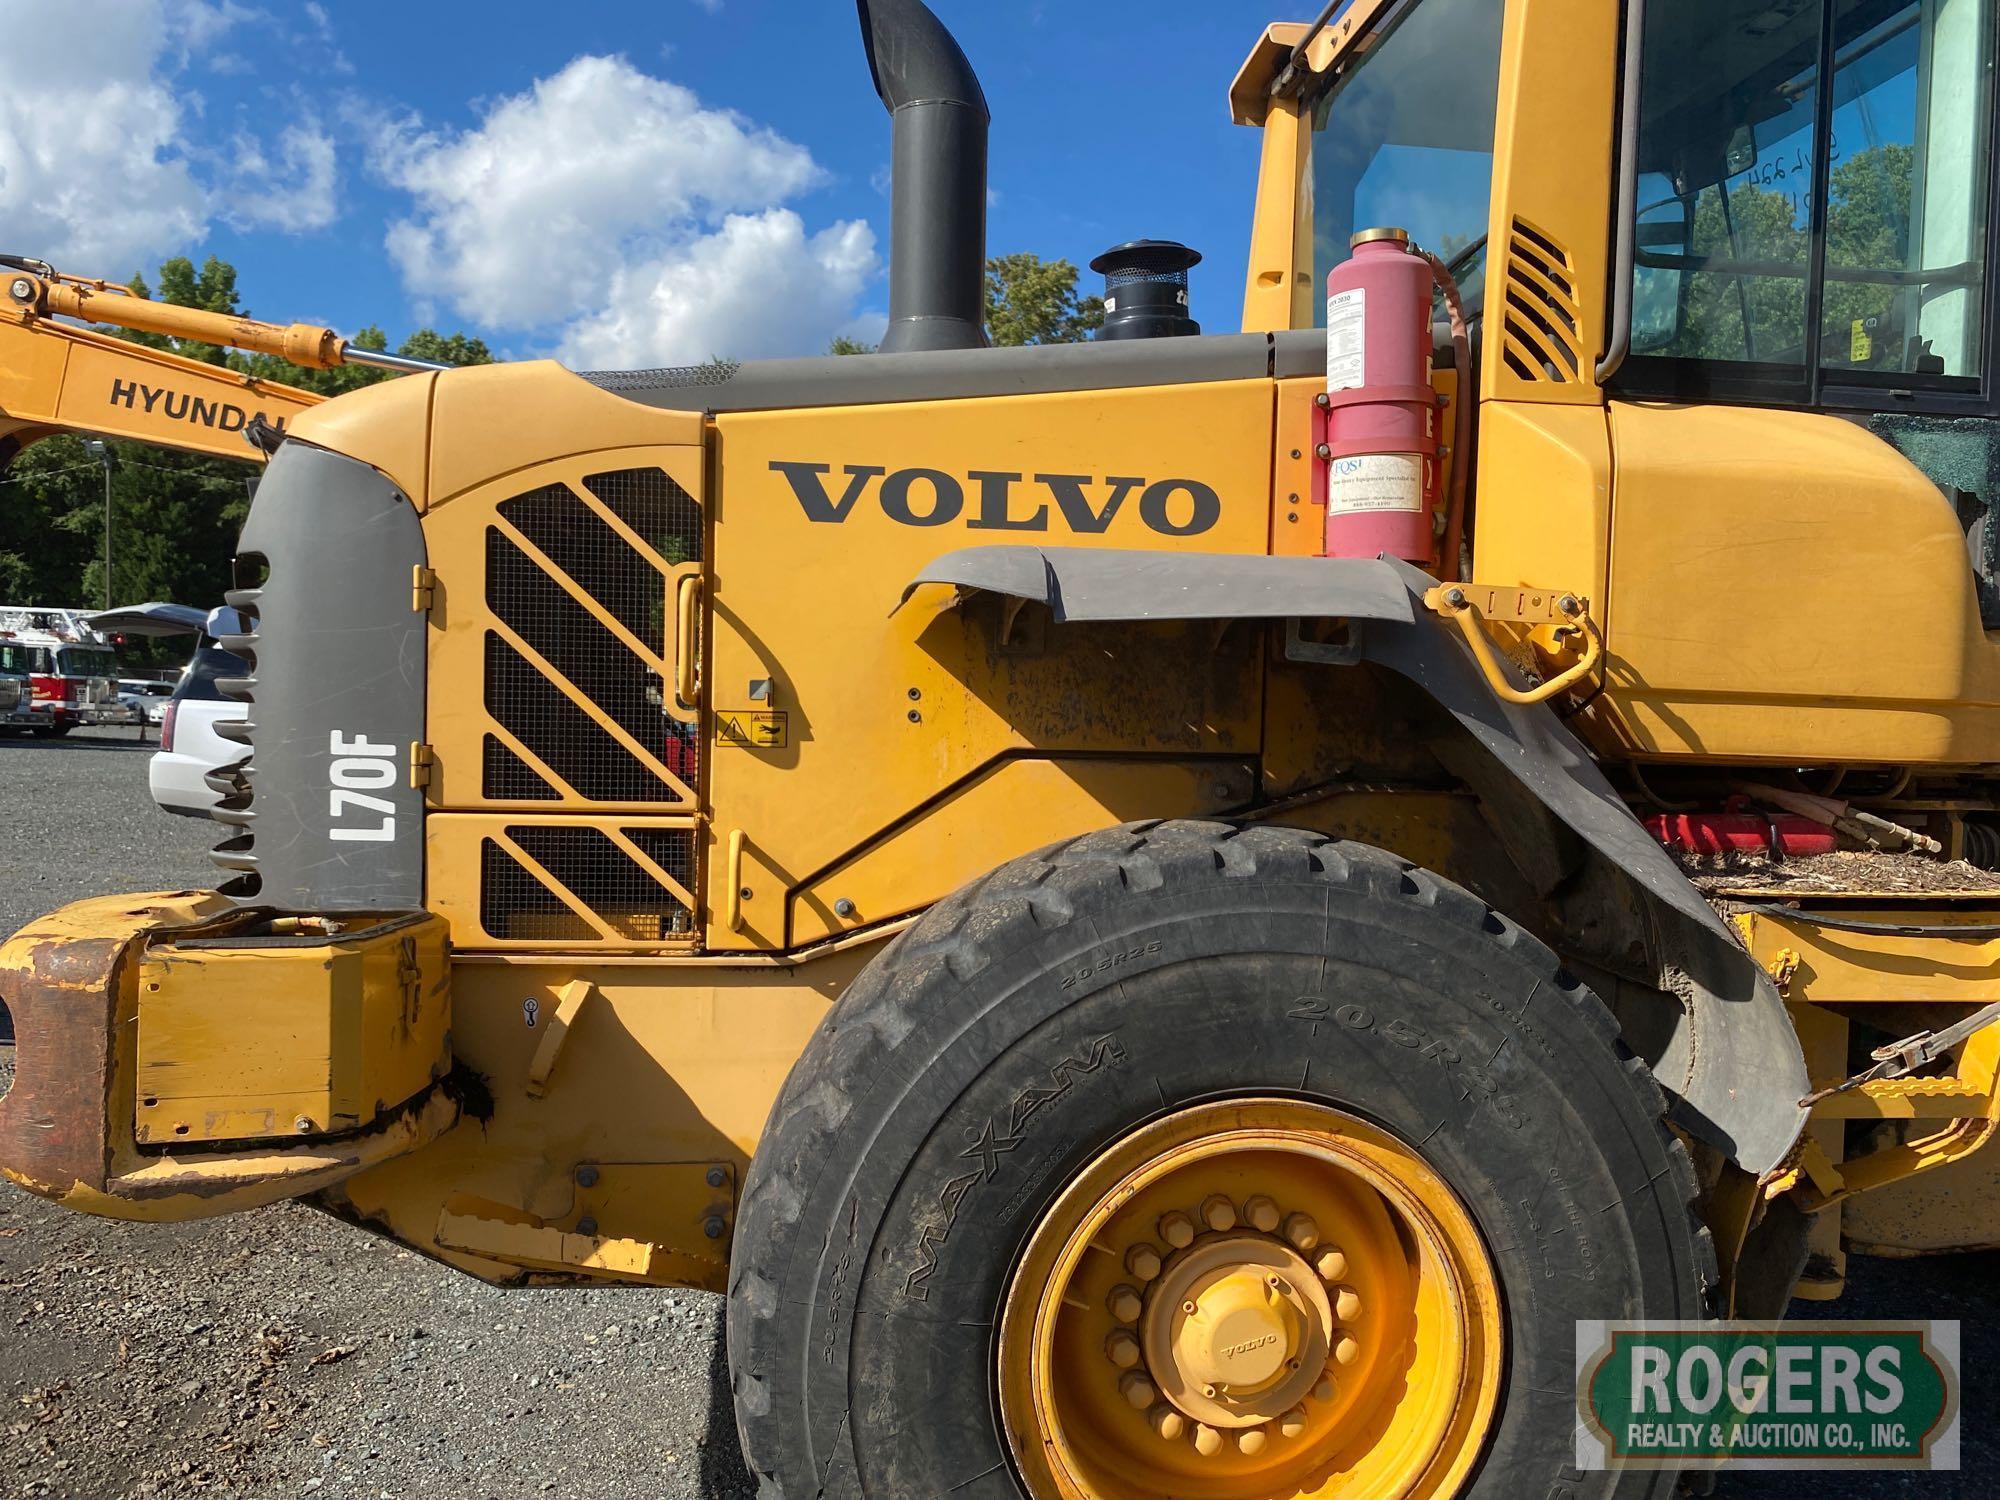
<box><xmin>4</xmin><ymin>0</ymin><xmax>1999</xmax><ymax>1494</ymax></box>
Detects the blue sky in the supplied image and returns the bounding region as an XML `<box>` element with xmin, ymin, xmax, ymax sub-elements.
<box><xmin>4</xmin><ymin>1</ymin><xmax>1288</xmax><ymax>366</ymax></box>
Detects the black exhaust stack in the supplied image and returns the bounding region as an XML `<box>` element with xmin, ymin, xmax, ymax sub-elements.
<box><xmin>857</xmin><ymin>0</ymin><xmax>988</xmax><ymax>352</ymax></box>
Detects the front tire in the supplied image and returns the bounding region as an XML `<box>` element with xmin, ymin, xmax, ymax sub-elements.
<box><xmin>729</xmin><ymin>822</ymin><xmax>1712</xmax><ymax>1498</ymax></box>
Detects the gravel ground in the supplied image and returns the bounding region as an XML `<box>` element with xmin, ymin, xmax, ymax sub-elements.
<box><xmin>0</xmin><ymin>730</ymin><xmax>751</xmax><ymax>1499</ymax></box>
<box><xmin>0</xmin><ymin>730</ymin><xmax>1991</xmax><ymax>1498</ymax></box>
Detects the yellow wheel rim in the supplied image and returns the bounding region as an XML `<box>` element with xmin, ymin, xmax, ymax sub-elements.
<box><xmin>997</xmin><ymin>1100</ymin><xmax>1503</xmax><ymax>1499</ymax></box>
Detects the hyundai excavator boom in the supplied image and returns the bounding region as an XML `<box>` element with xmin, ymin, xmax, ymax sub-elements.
<box><xmin>0</xmin><ymin>256</ymin><xmax>438</xmax><ymax>466</ymax></box>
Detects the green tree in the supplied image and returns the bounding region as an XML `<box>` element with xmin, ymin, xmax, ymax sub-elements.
<box><xmin>398</xmin><ymin>328</ymin><xmax>494</xmax><ymax>368</ymax></box>
<box><xmin>984</xmin><ymin>253</ymin><xmax>1104</xmax><ymax>346</ymax></box>
<box><xmin>238</xmin><ymin>325</ymin><xmax>493</xmax><ymax>398</ymax></box>
<box><xmin>1823</xmin><ymin>143</ymin><xmax>1914</xmax><ymax>365</ymax></box>
<box><xmin>1657</xmin><ymin>143</ymin><xmax>1918</xmax><ymax>366</ymax></box>
<box><xmin>828</xmin><ymin>335</ymin><xmax>876</xmax><ymax>356</ymax></box>
<box><xmin>121</xmin><ymin>255</ymin><xmax>243</xmax><ymax>367</ymax></box>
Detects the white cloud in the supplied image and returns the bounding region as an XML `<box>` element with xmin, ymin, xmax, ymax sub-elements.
<box><xmin>559</xmin><ymin>211</ymin><xmax>877</xmax><ymax>367</ymax></box>
<box><xmin>165</xmin><ymin>0</ymin><xmax>261</xmax><ymax>63</ymax></box>
<box><xmin>0</xmin><ymin>1</ymin><xmax>206</xmax><ymax>268</ymax></box>
<box><xmin>0</xmin><ymin>0</ymin><xmax>342</xmax><ymax>271</ymax></box>
<box><xmin>221</xmin><ymin>122</ymin><xmax>339</xmax><ymax>233</ymax></box>
<box><xmin>366</xmin><ymin>54</ymin><xmax>878</xmax><ymax>364</ymax></box>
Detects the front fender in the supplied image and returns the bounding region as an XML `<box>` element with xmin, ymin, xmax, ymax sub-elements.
<box><xmin>905</xmin><ymin>545</ymin><xmax>1809</xmax><ymax>1176</ymax></box>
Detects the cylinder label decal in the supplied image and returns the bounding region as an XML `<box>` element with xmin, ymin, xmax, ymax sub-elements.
<box><xmin>1327</xmin><ymin>288</ymin><xmax>1367</xmax><ymax>391</ymax></box>
<box><xmin>1328</xmin><ymin>453</ymin><xmax>1425</xmax><ymax>514</ymax></box>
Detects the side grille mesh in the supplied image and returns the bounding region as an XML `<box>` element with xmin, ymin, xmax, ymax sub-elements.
<box><xmin>480</xmin><ymin>467</ymin><xmax>700</xmax><ymax>806</ymax></box>
<box><xmin>487</xmin><ymin>527</ymin><xmax>660</xmax><ymax>748</ymax></box>
<box><xmin>482</xmin><ymin>734</ymin><xmax>560</xmax><ymax>801</ymax></box>
<box><xmin>581</xmin><ymin>468</ymin><xmax>703</xmax><ymax>567</ymax></box>
<box><xmin>483</xmin><ymin>633</ymin><xmax>671</xmax><ymax>804</ymax></box>
<box><xmin>479</xmin><ymin>824</ymin><xmax>696</xmax><ymax>944</ymax></box>
<box><xmin>622</xmin><ymin>826</ymin><xmax>697</xmax><ymax>890</ymax></box>
<box><xmin>1500</xmin><ymin>218</ymin><xmax>1583</xmax><ymax>384</ymax></box>
<box><xmin>461</xmin><ymin>463</ymin><xmax>705</xmax><ymax>947</ymax></box>
<box><xmin>480</xmin><ymin>838</ymin><xmax>594</xmax><ymax>942</ymax></box>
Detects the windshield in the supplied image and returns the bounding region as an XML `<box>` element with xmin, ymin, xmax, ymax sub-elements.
<box><xmin>58</xmin><ymin>647</ymin><xmax>119</xmax><ymax>678</ymax></box>
<box><xmin>1310</xmin><ymin>0</ymin><xmax>1506</xmax><ymax>316</ymax></box>
<box><xmin>0</xmin><ymin>643</ymin><xmax>52</xmax><ymax>674</ymax></box>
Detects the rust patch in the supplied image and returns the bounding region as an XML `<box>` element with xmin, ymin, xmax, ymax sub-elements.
<box><xmin>0</xmin><ymin>923</ymin><xmax>137</xmax><ymax>1201</ymax></box>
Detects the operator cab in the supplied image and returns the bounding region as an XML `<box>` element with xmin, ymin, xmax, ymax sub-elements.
<box><xmin>1253</xmin><ymin>0</ymin><xmax>2000</xmax><ymax>765</ymax></box>
<box><xmin>1298</xmin><ymin>0</ymin><xmax>1994</xmax><ymax>395</ymax></box>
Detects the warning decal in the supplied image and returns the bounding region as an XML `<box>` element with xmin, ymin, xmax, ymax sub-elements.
<box><xmin>1327</xmin><ymin>288</ymin><xmax>1367</xmax><ymax>392</ymax></box>
<box><xmin>717</xmin><ymin>709</ymin><xmax>788</xmax><ymax>750</ymax></box>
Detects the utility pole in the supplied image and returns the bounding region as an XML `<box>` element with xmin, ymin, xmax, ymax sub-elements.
<box><xmin>83</xmin><ymin>439</ymin><xmax>116</xmax><ymax>609</ymax></box>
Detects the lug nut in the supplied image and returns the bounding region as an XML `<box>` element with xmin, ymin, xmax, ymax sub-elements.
<box><xmin>1279</xmin><ymin>1406</ymin><xmax>1309</xmax><ymax>1439</ymax></box>
<box><xmin>1315</xmin><ymin>1246</ymin><xmax>1348</xmax><ymax>1281</ymax></box>
<box><xmin>1158</xmin><ymin>1210</ymin><xmax>1195</xmax><ymax>1249</ymax></box>
<box><xmin>1192</xmin><ymin>1424</ymin><xmax>1223</xmax><ymax>1457</ymax></box>
<box><xmin>1243</xmin><ymin>1195</ymin><xmax>1280</xmax><ymax>1233</ymax></box>
<box><xmin>1125</xmin><ymin>1244</ymin><xmax>1163</xmax><ymax>1282</ymax></box>
<box><xmin>1107</xmin><ymin>1284</ymin><xmax>1143</xmax><ymax>1324</ymax></box>
<box><xmin>1282</xmin><ymin>1213</ymin><xmax>1320</xmax><ymax>1251</ymax></box>
<box><xmin>703</xmin><ymin>1215</ymin><xmax>728</xmax><ymax>1239</ymax></box>
<box><xmin>1332</xmin><ymin>1334</ymin><xmax>1361</xmax><ymax>1367</ymax></box>
<box><xmin>1200</xmin><ymin>1195</ymin><xmax>1237</xmax><ymax>1233</ymax></box>
<box><xmin>1119</xmin><ymin>1371</ymin><xmax>1156</xmax><ymax>1409</ymax></box>
<box><xmin>705</xmin><ymin>1166</ymin><xmax>727</xmax><ymax>1188</ymax></box>
<box><xmin>1105</xmin><ymin>1330</ymin><xmax>1141</xmax><ymax>1369</ymax></box>
<box><xmin>1334</xmin><ymin>1285</ymin><xmax>1363</xmax><ymax>1322</ymax></box>
<box><xmin>1313</xmin><ymin>1376</ymin><xmax>1338</xmax><ymax>1403</ymax></box>
<box><xmin>1238</xmin><ymin>1428</ymin><xmax>1269</xmax><ymax>1456</ymax></box>
<box><xmin>1148</xmin><ymin>1404</ymin><xmax>1185</xmax><ymax>1441</ymax></box>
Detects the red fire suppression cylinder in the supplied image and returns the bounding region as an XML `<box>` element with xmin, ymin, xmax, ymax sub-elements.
<box><xmin>1322</xmin><ymin>227</ymin><xmax>1440</xmax><ymax>567</ymax></box>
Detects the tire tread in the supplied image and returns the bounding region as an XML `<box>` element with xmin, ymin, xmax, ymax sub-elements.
<box><xmin>728</xmin><ymin>820</ymin><xmax>1714</xmax><ymax>1493</ymax></box>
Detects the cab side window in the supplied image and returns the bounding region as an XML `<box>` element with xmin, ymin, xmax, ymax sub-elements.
<box><xmin>1621</xmin><ymin>0</ymin><xmax>1996</xmax><ymax>405</ymax></box>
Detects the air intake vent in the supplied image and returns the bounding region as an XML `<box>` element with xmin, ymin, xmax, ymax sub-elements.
<box><xmin>479</xmin><ymin>467</ymin><xmax>702</xmax><ymax>807</ymax></box>
<box><xmin>482</xmin><ymin>734</ymin><xmax>560</xmax><ymax>801</ymax></box>
<box><xmin>1500</xmin><ymin>218</ymin><xmax>1583</xmax><ymax>383</ymax></box>
<box><xmin>477</xmin><ymin>821</ymin><xmax>697</xmax><ymax>946</ymax></box>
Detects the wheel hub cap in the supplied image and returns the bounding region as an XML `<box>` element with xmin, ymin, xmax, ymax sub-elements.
<box><xmin>996</xmin><ymin>1099</ymin><xmax>1504</xmax><ymax>1500</ymax></box>
<box><xmin>1144</xmin><ymin>1235</ymin><xmax>1330</xmax><ymax>1428</ymax></box>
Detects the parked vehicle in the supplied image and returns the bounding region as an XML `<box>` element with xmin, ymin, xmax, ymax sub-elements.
<box><xmin>150</xmin><ymin>642</ymin><xmax>250</xmax><ymax>817</ymax></box>
<box><xmin>88</xmin><ymin>603</ymin><xmax>252</xmax><ymax>810</ymax></box>
<box><xmin>0</xmin><ymin>608</ymin><xmax>124</xmax><ymax>735</ymax></box>
<box><xmin>116</xmin><ymin>679</ymin><xmax>173</xmax><ymax>738</ymax></box>
<box><xmin>0</xmin><ymin>636</ymin><xmax>50</xmax><ymax>733</ymax></box>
